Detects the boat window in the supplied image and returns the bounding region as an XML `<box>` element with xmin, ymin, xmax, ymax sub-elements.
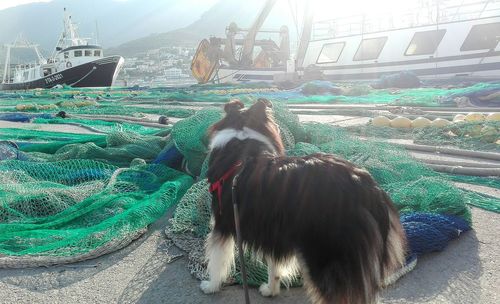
<box><xmin>85</xmin><ymin>50</ymin><xmax>92</xmax><ymax>56</ymax></box>
<box><xmin>316</xmin><ymin>42</ymin><xmax>345</xmax><ymax>64</ymax></box>
<box><xmin>64</xmin><ymin>52</ymin><xmax>69</xmax><ymax>59</ymax></box>
<box><xmin>74</xmin><ymin>50</ymin><xmax>83</xmax><ymax>57</ymax></box>
<box><xmin>461</xmin><ymin>22</ymin><xmax>500</xmax><ymax>51</ymax></box>
<box><xmin>405</xmin><ymin>29</ymin><xmax>446</xmax><ymax>56</ymax></box>
<box><xmin>94</xmin><ymin>50</ymin><xmax>101</xmax><ymax>56</ymax></box>
<box><xmin>353</xmin><ymin>37</ymin><xmax>387</xmax><ymax>61</ymax></box>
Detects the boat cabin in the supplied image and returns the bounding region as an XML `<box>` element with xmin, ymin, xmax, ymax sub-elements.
<box><xmin>55</xmin><ymin>45</ymin><xmax>104</xmax><ymax>70</ymax></box>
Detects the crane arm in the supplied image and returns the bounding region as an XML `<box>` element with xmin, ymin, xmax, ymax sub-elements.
<box><xmin>240</xmin><ymin>0</ymin><xmax>278</xmax><ymax>66</ymax></box>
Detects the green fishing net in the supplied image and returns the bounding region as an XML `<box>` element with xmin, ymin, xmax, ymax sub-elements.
<box><xmin>171</xmin><ymin>109</ymin><xmax>222</xmax><ymax>176</ymax></box>
<box><xmin>1</xmin><ymin>81</ymin><xmax>499</xmax><ymax>112</ymax></box>
<box><xmin>349</xmin><ymin>121</ymin><xmax>500</xmax><ymax>152</ymax></box>
<box><xmin>0</xmin><ymin>160</ymin><xmax>192</xmax><ymax>258</ymax></box>
<box><xmin>16</xmin><ymin>131</ymin><xmax>168</xmax><ymax>167</ymax></box>
<box><xmin>0</xmin><ymin>128</ymin><xmax>193</xmax><ymax>266</ymax></box>
<box><xmin>0</xmin><ymin>83</ymin><xmax>498</xmax><ymax>283</ymax></box>
<box><xmin>33</xmin><ymin>117</ymin><xmax>160</xmax><ymax>135</ymax></box>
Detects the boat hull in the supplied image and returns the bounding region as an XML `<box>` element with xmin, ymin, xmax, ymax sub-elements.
<box><xmin>210</xmin><ymin>67</ymin><xmax>285</xmax><ymax>83</ymax></box>
<box><xmin>212</xmin><ymin>58</ymin><xmax>500</xmax><ymax>84</ymax></box>
<box><xmin>0</xmin><ymin>56</ymin><xmax>124</xmax><ymax>90</ymax></box>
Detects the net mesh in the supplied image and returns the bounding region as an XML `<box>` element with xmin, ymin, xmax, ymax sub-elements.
<box><xmin>1</xmin><ymin>81</ymin><xmax>499</xmax><ymax>116</ymax></box>
<box><xmin>0</xmin><ymin>159</ymin><xmax>192</xmax><ymax>258</ymax></box>
<box><xmin>0</xmin><ymin>83</ymin><xmax>498</xmax><ymax>284</ymax></box>
<box><xmin>349</xmin><ymin>121</ymin><xmax>500</xmax><ymax>152</ymax></box>
<box><xmin>0</xmin><ymin>129</ymin><xmax>193</xmax><ymax>266</ymax></box>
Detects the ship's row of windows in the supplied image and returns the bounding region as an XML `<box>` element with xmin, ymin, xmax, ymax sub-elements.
<box><xmin>63</xmin><ymin>50</ymin><xmax>101</xmax><ymax>59</ymax></box>
<box><xmin>317</xmin><ymin>22</ymin><xmax>500</xmax><ymax>64</ymax></box>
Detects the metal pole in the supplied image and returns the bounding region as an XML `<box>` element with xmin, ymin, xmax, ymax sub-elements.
<box><xmin>2</xmin><ymin>45</ymin><xmax>10</xmax><ymax>83</ymax></box>
<box><xmin>296</xmin><ymin>0</ymin><xmax>313</xmax><ymax>69</ymax></box>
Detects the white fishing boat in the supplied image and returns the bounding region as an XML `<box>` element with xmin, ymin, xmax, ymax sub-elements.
<box><xmin>191</xmin><ymin>0</ymin><xmax>500</xmax><ymax>84</ymax></box>
<box><xmin>1</xmin><ymin>8</ymin><xmax>124</xmax><ymax>90</ymax></box>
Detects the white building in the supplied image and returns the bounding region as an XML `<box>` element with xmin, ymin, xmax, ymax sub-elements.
<box><xmin>165</xmin><ymin>67</ymin><xmax>182</xmax><ymax>79</ymax></box>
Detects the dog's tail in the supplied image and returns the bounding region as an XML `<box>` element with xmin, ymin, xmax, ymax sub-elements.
<box><xmin>299</xmin><ymin>193</ymin><xmax>406</xmax><ymax>304</ymax></box>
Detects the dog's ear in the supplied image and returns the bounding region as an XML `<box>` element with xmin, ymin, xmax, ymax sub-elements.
<box><xmin>257</xmin><ymin>98</ymin><xmax>273</xmax><ymax>108</ymax></box>
<box><xmin>224</xmin><ymin>99</ymin><xmax>244</xmax><ymax>114</ymax></box>
<box><xmin>249</xmin><ymin>98</ymin><xmax>272</xmax><ymax>118</ymax></box>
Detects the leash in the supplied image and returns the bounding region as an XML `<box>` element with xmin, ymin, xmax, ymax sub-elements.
<box><xmin>232</xmin><ymin>164</ymin><xmax>251</xmax><ymax>304</ymax></box>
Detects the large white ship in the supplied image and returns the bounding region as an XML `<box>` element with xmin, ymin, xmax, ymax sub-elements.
<box><xmin>191</xmin><ymin>0</ymin><xmax>500</xmax><ymax>84</ymax></box>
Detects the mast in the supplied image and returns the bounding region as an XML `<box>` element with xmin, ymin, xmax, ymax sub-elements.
<box><xmin>296</xmin><ymin>1</ymin><xmax>313</xmax><ymax>69</ymax></box>
<box><xmin>63</xmin><ymin>8</ymin><xmax>76</xmax><ymax>44</ymax></box>
<box><xmin>95</xmin><ymin>20</ymin><xmax>100</xmax><ymax>45</ymax></box>
<box><xmin>2</xmin><ymin>45</ymin><xmax>11</xmax><ymax>83</ymax></box>
<box><xmin>53</xmin><ymin>7</ymin><xmax>87</xmax><ymax>53</ymax></box>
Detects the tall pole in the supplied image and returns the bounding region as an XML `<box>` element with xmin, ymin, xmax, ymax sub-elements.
<box><xmin>2</xmin><ymin>45</ymin><xmax>11</xmax><ymax>83</ymax></box>
<box><xmin>296</xmin><ymin>1</ymin><xmax>313</xmax><ymax>68</ymax></box>
<box><xmin>95</xmin><ymin>20</ymin><xmax>100</xmax><ymax>45</ymax></box>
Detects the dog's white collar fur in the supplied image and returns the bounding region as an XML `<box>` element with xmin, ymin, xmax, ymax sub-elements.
<box><xmin>210</xmin><ymin>127</ymin><xmax>277</xmax><ymax>154</ymax></box>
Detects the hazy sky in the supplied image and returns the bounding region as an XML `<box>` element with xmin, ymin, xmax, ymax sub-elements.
<box><xmin>0</xmin><ymin>0</ymin><xmax>423</xmax><ymax>15</ymax></box>
<box><xmin>0</xmin><ymin>0</ymin><xmax>222</xmax><ymax>11</ymax></box>
<box><xmin>0</xmin><ymin>0</ymin><xmax>52</xmax><ymax>11</ymax></box>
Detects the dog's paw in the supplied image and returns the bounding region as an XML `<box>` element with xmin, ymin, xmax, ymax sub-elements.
<box><xmin>259</xmin><ymin>283</ymin><xmax>280</xmax><ymax>297</ymax></box>
<box><xmin>200</xmin><ymin>280</ymin><xmax>220</xmax><ymax>294</ymax></box>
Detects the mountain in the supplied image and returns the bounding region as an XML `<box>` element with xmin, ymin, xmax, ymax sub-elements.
<box><xmin>0</xmin><ymin>0</ymin><xmax>218</xmax><ymax>52</ymax></box>
<box><xmin>0</xmin><ymin>0</ymin><xmax>301</xmax><ymax>60</ymax></box>
<box><xmin>106</xmin><ymin>0</ymin><xmax>298</xmax><ymax>57</ymax></box>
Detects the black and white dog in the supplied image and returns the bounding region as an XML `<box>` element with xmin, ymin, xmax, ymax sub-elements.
<box><xmin>201</xmin><ymin>99</ymin><xmax>407</xmax><ymax>304</ymax></box>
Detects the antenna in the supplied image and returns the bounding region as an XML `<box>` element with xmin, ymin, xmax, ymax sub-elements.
<box><xmin>95</xmin><ymin>20</ymin><xmax>100</xmax><ymax>45</ymax></box>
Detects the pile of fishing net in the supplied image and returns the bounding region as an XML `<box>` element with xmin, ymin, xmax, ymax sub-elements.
<box><xmin>166</xmin><ymin>103</ymin><xmax>498</xmax><ymax>286</ymax></box>
<box><xmin>2</xmin><ymin>82</ymin><xmax>500</xmax><ymax>112</ymax></box>
<box><xmin>0</xmin><ymin>131</ymin><xmax>193</xmax><ymax>267</ymax></box>
<box><xmin>0</xmin><ymin>96</ymin><xmax>497</xmax><ymax>289</ymax></box>
<box><xmin>0</xmin><ymin>107</ymin><xmax>220</xmax><ymax>267</ymax></box>
<box><xmin>414</xmin><ymin>120</ymin><xmax>500</xmax><ymax>150</ymax></box>
<box><xmin>348</xmin><ymin>120</ymin><xmax>500</xmax><ymax>152</ymax></box>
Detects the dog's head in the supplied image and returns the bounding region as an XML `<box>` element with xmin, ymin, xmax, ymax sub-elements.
<box><xmin>209</xmin><ymin>98</ymin><xmax>284</xmax><ymax>155</ymax></box>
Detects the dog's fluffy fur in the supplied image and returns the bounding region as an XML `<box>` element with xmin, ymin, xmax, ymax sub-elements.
<box><xmin>201</xmin><ymin>99</ymin><xmax>407</xmax><ymax>304</ymax></box>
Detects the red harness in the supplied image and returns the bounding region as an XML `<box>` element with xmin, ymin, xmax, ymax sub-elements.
<box><xmin>209</xmin><ymin>161</ymin><xmax>243</xmax><ymax>214</ymax></box>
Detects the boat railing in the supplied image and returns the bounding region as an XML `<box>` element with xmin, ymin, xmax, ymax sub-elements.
<box><xmin>312</xmin><ymin>0</ymin><xmax>500</xmax><ymax>40</ymax></box>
